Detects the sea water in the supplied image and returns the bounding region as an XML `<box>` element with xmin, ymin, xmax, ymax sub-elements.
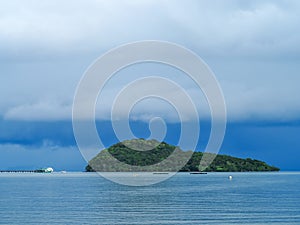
<box><xmin>0</xmin><ymin>172</ymin><xmax>299</xmax><ymax>224</ymax></box>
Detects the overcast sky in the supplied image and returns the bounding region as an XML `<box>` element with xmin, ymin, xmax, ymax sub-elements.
<box><xmin>1</xmin><ymin>0</ymin><xmax>300</xmax><ymax>121</ymax></box>
<box><xmin>0</xmin><ymin>0</ymin><xmax>300</xmax><ymax>170</ymax></box>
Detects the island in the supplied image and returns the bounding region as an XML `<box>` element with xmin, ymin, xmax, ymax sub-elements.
<box><xmin>86</xmin><ymin>139</ymin><xmax>279</xmax><ymax>172</ymax></box>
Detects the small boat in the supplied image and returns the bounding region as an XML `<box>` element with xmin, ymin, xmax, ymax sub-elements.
<box><xmin>153</xmin><ymin>172</ymin><xmax>169</xmax><ymax>174</ymax></box>
<box><xmin>190</xmin><ymin>172</ymin><xmax>207</xmax><ymax>174</ymax></box>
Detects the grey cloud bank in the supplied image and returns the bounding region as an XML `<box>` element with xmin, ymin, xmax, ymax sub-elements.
<box><xmin>0</xmin><ymin>0</ymin><xmax>300</xmax><ymax>122</ymax></box>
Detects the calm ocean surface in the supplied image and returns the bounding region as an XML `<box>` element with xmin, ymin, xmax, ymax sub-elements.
<box><xmin>0</xmin><ymin>172</ymin><xmax>299</xmax><ymax>224</ymax></box>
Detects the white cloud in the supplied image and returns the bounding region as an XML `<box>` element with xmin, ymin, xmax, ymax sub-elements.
<box><xmin>167</xmin><ymin>1</ymin><xmax>300</xmax><ymax>57</ymax></box>
<box><xmin>0</xmin><ymin>0</ymin><xmax>299</xmax><ymax>58</ymax></box>
<box><xmin>4</xmin><ymin>102</ymin><xmax>71</xmax><ymax>121</ymax></box>
<box><xmin>223</xmin><ymin>80</ymin><xmax>300</xmax><ymax>122</ymax></box>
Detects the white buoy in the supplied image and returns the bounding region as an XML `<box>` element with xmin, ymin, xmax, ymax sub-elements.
<box><xmin>228</xmin><ymin>175</ymin><xmax>233</xmax><ymax>180</ymax></box>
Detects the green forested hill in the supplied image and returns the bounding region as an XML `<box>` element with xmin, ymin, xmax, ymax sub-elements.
<box><xmin>86</xmin><ymin>139</ymin><xmax>279</xmax><ymax>172</ymax></box>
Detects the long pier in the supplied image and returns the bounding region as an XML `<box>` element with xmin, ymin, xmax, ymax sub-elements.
<box><xmin>0</xmin><ymin>168</ymin><xmax>53</xmax><ymax>173</ymax></box>
<box><xmin>0</xmin><ymin>170</ymin><xmax>36</xmax><ymax>173</ymax></box>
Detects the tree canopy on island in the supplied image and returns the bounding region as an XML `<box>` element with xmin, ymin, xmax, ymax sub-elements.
<box><xmin>86</xmin><ymin>139</ymin><xmax>279</xmax><ymax>172</ymax></box>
